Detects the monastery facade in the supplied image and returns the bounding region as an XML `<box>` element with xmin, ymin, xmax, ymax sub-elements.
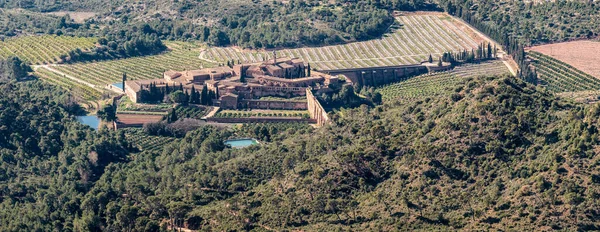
<box><xmin>124</xmin><ymin>57</ymin><xmax>337</xmax><ymax>109</ymax></box>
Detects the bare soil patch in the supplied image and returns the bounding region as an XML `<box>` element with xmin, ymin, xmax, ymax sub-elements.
<box><xmin>117</xmin><ymin>114</ymin><xmax>163</xmax><ymax>125</ymax></box>
<box><xmin>528</xmin><ymin>40</ymin><xmax>600</xmax><ymax>79</ymax></box>
<box><xmin>47</xmin><ymin>11</ymin><xmax>96</xmax><ymax>23</ymax></box>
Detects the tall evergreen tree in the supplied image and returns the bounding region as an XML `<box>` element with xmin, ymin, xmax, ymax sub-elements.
<box><xmin>190</xmin><ymin>85</ymin><xmax>197</xmax><ymax>104</ymax></box>
<box><xmin>201</xmin><ymin>85</ymin><xmax>208</xmax><ymax>105</ymax></box>
<box><xmin>122</xmin><ymin>72</ymin><xmax>127</xmax><ymax>91</ymax></box>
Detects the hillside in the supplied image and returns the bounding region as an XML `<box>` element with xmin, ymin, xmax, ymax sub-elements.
<box><xmin>0</xmin><ymin>1</ymin><xmax>428</xmax><ymax>49</ymax></box>
<box><xmin>0</xmin><ymin>76</ymin><xmax>588</xmax><ymax>231</ymax></box>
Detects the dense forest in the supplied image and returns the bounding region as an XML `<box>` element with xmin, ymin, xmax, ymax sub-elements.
<box><xmin>1</xmin><ymin>74</ymin><xmax>599</xmax><ymax>231</ymax></box>
<box><xmin>0</xmin><ymin>56</ymin><xmax>31</xmax><ymax>82</ymax></box>
<box><xmin>0</xmin><ymin>0</ymin><xmax>430</xmax><ymax>49</ymax></box>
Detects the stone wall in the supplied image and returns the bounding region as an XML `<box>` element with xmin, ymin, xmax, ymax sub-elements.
<box><xmin>241</xmin><ymin>100</ymin><xmax>308</xmax><ymax>110</ymax></box>
<box><xmin>306</xmin><ymin>88</ymin><xmax>330</xmax><ymax>127</ymax></box>
<box><xmin>207</xmin><ymin>117</ymin><xmax>315</xmax><ymax>124</ymax></box>
<box><xmin>320</xmin><ymin>64</ymin><xmax>428</xmax><ymax>87</ymax></box>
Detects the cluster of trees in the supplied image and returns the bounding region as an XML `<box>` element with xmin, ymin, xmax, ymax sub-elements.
<box><xmin>139</xmin><ymin>82</ymin><xmax>217</xmax><ymax>105</ymax></box>
<box><xmin>0</xmin><ymin>56</ymin><xmax>31</xmax><ymax>82</ymax></box>
<box><xmin>438</xmin><ymin>0</ymin><xmax>539</xmax><ymax>84</ymax></box>
<box><xmin>1</xmin><ymin>0</ymin><xmax>432</xmax><ymax>49</ymax></box>
<box><xmin>0</xmin><ymin>9</ymin><xmax>81</xmax><ymax>37</ymax></box>
<box><xmin>0</xmin><ymin>80</ymin><xmax>132</xmax><ymax>231</ymax></box>
<box><xmin>439</xmin><ymin>42</ymin><xmax>497</xmax><ymax>64</ymax></box>
<box><xmin>318</xmin><ymin>84</ymin><xmax>370</xmax><ymax>108</ymax></box>
<box><xmin>65</xmin><ymin>30</ymin><xmax>166</xmax><ymax>62</ymax></box>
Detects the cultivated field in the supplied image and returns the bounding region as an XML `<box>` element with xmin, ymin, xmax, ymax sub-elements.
<box><xmin>377</xmin><ymin>61</ymin><xmax>510</xmax><ymax>101</ymax></box>
<box><xmin>122</xmin><ymin>128</ymin><xmax>178</xmax><ymax>152</ymax></box>
<box><xmin>202</xmin><ymin>13</ymin><xmax>483</xmax><ymax>70</ymax></box>
<box><xmin>117</xmin><ymin>114</ymin><xmax>164</xmax><ymax>125</ymax></box>
<box><xmin>528</xmin><ymin>51</ymin><xmax>600</xmax><ymax>93</ymax></box>
<box><xmin>47</xmin><ymin>41</ymin><xmax>211</xmax><ymax>87</ymax></box>
<box><xmin>528</xmin><ymin>41</ymin><xmax>600</xmax><ymax>79</ymax></box>
<box><xmin>0</xmin><ymin>35</ymin><xmax>97</xmax><ymax>64</ymax></box>
<box><xmin>33</xmin><ymin>67</ymin><xmax>103</xmax><ymax>100</ymax></box>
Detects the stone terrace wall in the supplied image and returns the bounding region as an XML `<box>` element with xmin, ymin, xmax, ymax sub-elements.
<box><xmin>320</xmin><ymin>64</ymin><xmax>427</xmax><ymax>86</ymax></box>
<box><xmin>207</xmin><ymin>117</ymin><xmax>315</xmax><ymax>124</ymax></box>
<box><xmin>306</xmin><ymin>88</ymin><xmax>330</xmax><ymax>127</ymax></box>
<box><xmin>242</xmin><ymin>100</ymin><xmax>308</xmax><ymax>110</ymax></box>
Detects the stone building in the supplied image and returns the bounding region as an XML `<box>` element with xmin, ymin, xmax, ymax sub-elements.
<box><xmin>124</xmin><ymin>57</ymin><xmax>336</xmax><ymax>109</ymax></box>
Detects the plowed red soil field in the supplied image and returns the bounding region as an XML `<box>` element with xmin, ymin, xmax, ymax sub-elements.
<box><xmin>528</xmin><ymin>40</ymin><xmax>600</xmax><ymax>78</ymax></box>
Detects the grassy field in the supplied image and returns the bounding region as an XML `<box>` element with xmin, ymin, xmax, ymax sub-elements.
<box><xmin>203</xmin><ymin>13</ymin><xmax>483</xmax><ymax>70</ymax></box>
<box><xmin>0</xmin><ymin>35</ymin><xmax>97</xmax><ymax>64</ymax></box>
<box><xmin>377</xmin><ymin>61</ymin><xmax>510</xmax><ymax>101</ymax></box>
<box><xmin>528</xmin><ymin>51</ymin><xmax>600</xmax><ymax>93</ymax></box>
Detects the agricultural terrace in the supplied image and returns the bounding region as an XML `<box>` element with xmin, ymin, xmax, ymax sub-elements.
<box><xmin>214</xmin><ymin>110</ymin><xmax>310</xmax><ymax>119</ymax></box>
<box><xmin>34</xmin><ymin>67</ymin><xmax>103</xmax><ymax>101</ymax></box>
<box><xmin>528</xmin><ymin>41</ymin><xmax>600</xmax><ymax>79</ymax></box>
<box><xmin>44</xmin><ymin>41</ymin><xmax>212</xmax><ymax>88</ymax></box>
<box><xmin>203</xmin><ymin>13</ymin><xmax>484</xmax><ymax>70</ymax></box>
<box><xmin>173</xmin><ymin>106</ymin><xmax>211</xmax><ymax>119</ymax></box>
<box><xmin>528</xmin><ymin>51</ymin><xmax>600</xmax><ymax>93</ymax></box>
<box><xmin>122</xmin><ymin>128</ymin><xmax>178</xmax><ymax>152</ymax></box>
<box><xmin>377</xmin><ymin>61</ymin><xmax>510</xmax><ymax>101</ymax></box>
<box><xmin>0</xmin><ymin>35</ymin><xmax>97</xmax><ymax>64</ymax></box>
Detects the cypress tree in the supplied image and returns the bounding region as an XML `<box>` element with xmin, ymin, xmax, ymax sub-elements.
<box><xmin>190</xmin><ymin>85</ymin><xmax>196</xmax><ymax>104</ymax></box>
<box><xmin>122</xmin><ymin>72</ymin><xmax>127</xmax><ymax>91</ymax></box>
<box><xmin>201</xmin><ymin>85</ymin><xmax>208</xmax><ymax>105</ymax></box>
<box><xmin>307</xmin><ymin>63</ymin><xmax>311</xmax><ymax>77</ymax></box>
<box><xmin>428</xmin><ymin>54</ymin><xmax>433</xmax><ymax>63</ymax></box>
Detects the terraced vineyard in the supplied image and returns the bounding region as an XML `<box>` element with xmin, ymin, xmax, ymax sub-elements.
<box><xmin>0</xmin><ymin>35</ymin><xmax>97</xmax><ymax>64</ymax></box>
<box><xmin>528</xmin><ymin>51</ymin><xmax>600</xmax><ymax>92</ymax></box>
<box><xmin>203</xmin><ymin>13</ymin><xmax>482</xmax><ymax>70</ymax></box>
<box><xmin>122</xmin><ymin>128</ymin><xmax>178</xmax><ymax>152</ymax></box>
<box><xmin>34</xmin><ymin>67</ymin><xmax>103</xmax><ymax>100</ymax></box>
<box><xmin>49</xmin><ymin>41</ymin><xmax>211</xmax><ymax>87</ymax></box>
<box><xmin>174</xmin><ymin>106</ymin><xmax>210</xmax><ymax>119</ymax></box>
<box><xmin>377</xmin><ymin>61</ymin><xmax>510</xmax><ymax>101</ymax></box>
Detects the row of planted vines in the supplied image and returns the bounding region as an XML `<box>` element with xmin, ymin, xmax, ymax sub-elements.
<box><xmin>0</xmin><ymin>35</ymin><xmax>97</xmax><ymax>64</ymax></box>
<box><xmin>204</xmin><ymin>14</ymin><xmax>480</xmax><ymax>70</ymax></box>
<box><xmin>49</xmin><ymin>41</ymin><xmax>210</xmax><ymax>87</ymax></box>
<box><xmin>122</xmin><ymin>128</ymin><xmax>178</xmax><ymax>152</ymax></box>
<box><xmin>528</xmin><ymin>51</ymin><xmax>600</xmax><ymax>93</ymax></box>
<box><xmin>377</xmin><ymin>61</ymin><xmax>510</xmax><ymax>101</ymax></box>
<box><xmin>34</xmin><ymin>67</ymin><xmax>103</xmax><ymax>100</ymax></box>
